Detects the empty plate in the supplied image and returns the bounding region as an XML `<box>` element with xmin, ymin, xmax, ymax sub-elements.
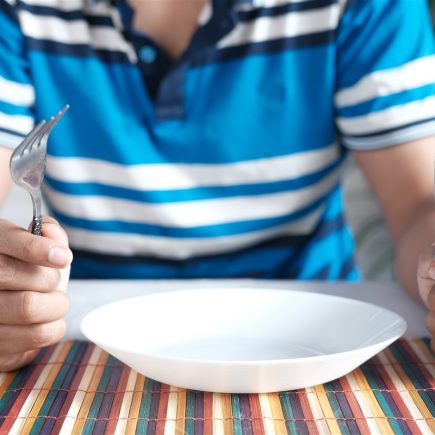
<box><xmin>81</xmin><ymin>287</ymin><xmax>406</xmax><ymax>393</ymax></box>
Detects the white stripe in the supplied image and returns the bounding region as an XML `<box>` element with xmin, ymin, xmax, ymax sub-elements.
<box><xmin>304</xmin><ymin>387</ymin><xmax>330</xmax><ymax>434</ymax></box>
<box><xmin>114</xmin><ymin>370</ymin><xmax>138</xmax><ymax>435</ymax></box>
<box><xmin>64</xmin><ymin>205</ymin><xmax>324</xmax><ymax>259</ymax></box>
<box><xmin>344</xmin><ymin>119</ymin><xmax>435</xmax><ymax>150</ymax></box>
<box><xmin>258</xmin><ymin>394</ymin><xmax>276</xmax><ymax>435</ymax></box>
<box><xmin>0</xmin><ymin>112</ymin><xmax>33</xmax><ymax>135</ymax></box>
<box><xmin>0</xmin><ymin>130</ymin><xmax>25</xmax><ymax>148</ymax></box>
<box><xmin>19</xmin><ymin>11</ymin><xmax>134</xmax><ymax>53</ymax></box>
<box><xmin>335</xmin><ymin>56</ymin><xmax>435</xmax><ymax>108</ymax></box>
<box><xmin>0</xmin><ymin>76</ymin><xmax>35</xmax><ymax>107</ymax></box>
<box><xmin>163</xmin><ymin>386</ymin><xmax>179</xmax><ymax>435</ymax></box>
<box><xmin>59</xmin><ymin>346</ymin><xmax>103</xmax><ymax>435</ymax></box>
<box><xmin>256</xmin><ymin>1</ymin><xmax>316</xmax><ymax>4</ymax></box>
<box><xmin>337</xmin><ymin>95</ymin><xmax>435</xmax><ymax>136</ymax></box>
<box><xmin>20</xmin><ymin>0</ymin><xmax>86</xmax><ymax>11</ymax></box>
<box><xmin>44</xmin><ymin>170</ymin><xmax>336</xmax><ymax>227</ymax></box>
<box><xmin>46</xmin><ymin>144</ymin><xmax>338</xmax><ymax>190</ymax></box>
<box><xmin>212</xmin><ymin>394</ymin><xmax>225</xmax><ymax>435</ymax></box>
<box><xmin>218</xmin><ymin>4</ymin><xmax>340</xmax><ymax>48</ymax></box>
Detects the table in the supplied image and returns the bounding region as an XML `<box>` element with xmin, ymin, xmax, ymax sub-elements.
<box><xmin>0</xmin><ymin>280</ymin><xmax>433</xmax><ymax>434</ymax></box>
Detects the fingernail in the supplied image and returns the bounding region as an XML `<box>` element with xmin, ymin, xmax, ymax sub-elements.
<box><xmin>48</xmin><ymin>246</ymin><xmax>71</xmax><ymax>266</ymax></box>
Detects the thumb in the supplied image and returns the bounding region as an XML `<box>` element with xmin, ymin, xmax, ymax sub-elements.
<box><xmin>29</xmin><ymin>215</ymin><xmax>70</xmax><ymax>248</ymax></box>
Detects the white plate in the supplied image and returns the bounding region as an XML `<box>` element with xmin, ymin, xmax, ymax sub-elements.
<box><xmin>81</xmin><ymin>288</ymin><xmax>406</xmax><ymax>393</ymax></box>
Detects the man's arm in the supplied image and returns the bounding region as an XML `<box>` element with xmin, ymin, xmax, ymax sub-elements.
<box><xmin>353</xmin><ymin>136</ymin><xmax>435</xmax><ymax>300</ymax></box>
<box><xmin>0</xmin><ymin>147</ymin><xmax>13</xmax><ymax>209</ymax></box>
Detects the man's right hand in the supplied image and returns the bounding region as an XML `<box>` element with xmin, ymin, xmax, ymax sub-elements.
<box><xmin>0</xmin><ymin>216</ymin><xmax>72</xmax><ymax>371</ymax></box>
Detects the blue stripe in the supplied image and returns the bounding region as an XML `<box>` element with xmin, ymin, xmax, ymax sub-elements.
<box><xmin>69</xmin><ymin>210</ymin><xmax>351</xmax><ymax>280</ymax></box>
<box><xmin>69</xmin><ymin>208</ymin><xmax>346</xmax><ymax>267</ymax></box>
<box><xmin>237</xmin><ymin>0</ymin><xmax>337</xmax><ymax>21</ymax></box>
<box><xmin>26</xmin><ymin>38</ymin><xmax>130</xmax><ymax>63</ymax></box>
<box><xmin>338</xmin><ymin>84</ymin><xmax>435</xmax><ymax>118</ymax></box>
<box><xmin>0</xmin><ymin>100</ymin><xmax>31</xmax><ymax>116</ymax></box>
<box><xmin>43</xmin><ymin>161</ymin><xmax>339</xmax><ymax>203</ymax></box>
<box><xmin>0</xmin><ymin>125</ymin><xmax>25</xmax><ymax>138</ymax></box>
<box><xmin>25</xmin><ymin>32</ymin><xmax>335</xmax><ymax>66</ymax></box>
<box><xmin>344</xmin><ymin>116</ymin><xmax>435</xmax><ymax>139</ymax></box>
<box><xmin>49</xmin><ymin>193</ymin><xmax>330</xmax><ymax>238</ymax></box>
<box><xmin>193</xmin><ymin>31</ymin><xmax>336</xmax><ymax>66</ymax></box>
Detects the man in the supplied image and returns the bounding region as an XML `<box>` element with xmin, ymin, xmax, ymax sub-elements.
<box><xmin>0</xmin><ymin>0</ymin><xmax>434</xmax><ymax>370</ymax></box>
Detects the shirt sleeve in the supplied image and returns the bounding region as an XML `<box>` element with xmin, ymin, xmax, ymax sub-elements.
<box><xmin>335</xmin><ymin>0</ymin><xmax>435</xmax><ymax>150</ymax></box>
<box><xmin>0</xmin><ymin>0</ymin><xmax>35</xmax><ymax>148</ymax></box>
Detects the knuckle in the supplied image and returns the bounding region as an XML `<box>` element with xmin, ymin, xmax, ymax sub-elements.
<box><xmin>31</xmin><ymin>323</ymin><xmax>54</xmax><ymax>347</ymax></box>
<box><xmin>41</xmin><ymin>268</ymin><xmax>61</xmax><ymax>291</ymax></box>
<box><xmin>21</xmin><ymin>236</ymin><xmax>39</xmax><ymax>261</ymax></box>
<box><xmin>43</xmin><ymin>216</ymin><xmax>60</xmax><ymax>226</ymax></box>
<box><xmin>30</xmin><ymin>321</ymin><xmax>64</xmax><ymax>348</ymax></box>
<box><xmin>19</xmin><ymin>292</ymin><xmax>38</xmax><ymax>323</ymax></box>
<box><xmin>0</xmin><ymin>255</ymin><xmax>17</xmax><ymax>288</ymax></box>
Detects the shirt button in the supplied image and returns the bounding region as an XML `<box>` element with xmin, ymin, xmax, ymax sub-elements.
<box><xmin>139</xmin><ymin>45</ymin><xmax>157</xmax><ymax>64</ymax></box>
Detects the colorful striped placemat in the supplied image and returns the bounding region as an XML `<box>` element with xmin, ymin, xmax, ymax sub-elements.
<box><xmin>0</xmin><ymin>338</ymin><xmax>433</xmax><ymax>434</ymax></box>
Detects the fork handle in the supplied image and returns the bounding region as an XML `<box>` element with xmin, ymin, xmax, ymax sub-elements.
<box><xmin>31</xmin><ymin>216</ymin><xmax>43</xmax><ymax>236</ymax></box>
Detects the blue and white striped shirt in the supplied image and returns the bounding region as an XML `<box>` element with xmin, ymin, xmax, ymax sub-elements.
<box><xmin>1</xmin><ymin>0</ymin><xmax>434</xmax><ymax>279</ymax></box>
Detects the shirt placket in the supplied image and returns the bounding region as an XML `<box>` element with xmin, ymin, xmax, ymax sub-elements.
<box><xmin>117</xmin><ymin>0</ymin><xmax>257</xmax><ymax>120</ymax></box>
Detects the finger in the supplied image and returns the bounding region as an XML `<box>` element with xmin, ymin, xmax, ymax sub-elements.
<box><xmin>40</xmin><ymin>216</ymin><xmax>69</xmax><ymax>246</ymax></box>
<box><xmin>0</xmin><ymin>320</ymin><xmax>66</xmax><ymax>354</ymax></box>
<box><xmin>0</xmin><ymin>219</ymin><xmax>72</xmax><ymax>268</ymax></box>
<box><xmin>0</xmin><ymin>291</ymin><xmax>69</xmax><ymax>325</ymax></box>
<box><xmin>0</xmin><ymin>349</ymin><xmax>39</xmax><ymax>372</ymax></box>
<box><xmin>0</xmin><ymin>256</ymin><xmax>62</xmax><ymax>292</ymax></box>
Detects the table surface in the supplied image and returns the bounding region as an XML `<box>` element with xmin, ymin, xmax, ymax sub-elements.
<box><xmin>0</xmin><ymin>279</ymin><xmax>433</xmax><ymax>434</ymax></box>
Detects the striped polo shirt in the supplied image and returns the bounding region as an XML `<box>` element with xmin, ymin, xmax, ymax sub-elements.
<box><xmin>1</xmin><ymin>0</ymin><xmax>435</xmax><ymax>280</ymax></box>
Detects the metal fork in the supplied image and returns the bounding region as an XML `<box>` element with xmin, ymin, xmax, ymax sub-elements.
<box><xmin>9</xmin><ymin>105</ymin><xmax>69</xmax><ymax>235</ymax></box>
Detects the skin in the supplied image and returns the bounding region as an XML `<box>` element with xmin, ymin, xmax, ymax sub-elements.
<box><xmin>0</xmin><ymin>0</ymin><xmax>434</xmax><ymax>371</ymax></box>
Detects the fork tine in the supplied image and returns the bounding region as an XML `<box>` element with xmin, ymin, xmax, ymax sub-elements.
<box><xmin>25</xmin><ymin>104</ymin><xmax>70</xmax><ymax>153</ymax></box>
<box><xmin>34</xmin><ymin>104</ymin><xmax>70</xmax><ymax>150</ymax></box>
<box><xmin>12</xmin><ymin>121</ymin><xmax>46</xmax><ymax>158</ymax></box>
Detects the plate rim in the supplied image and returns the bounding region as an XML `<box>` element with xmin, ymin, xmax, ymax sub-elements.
<box><xmin>80</xmin><ymin>287</ymin><xmax>407</xmax><ymax>365</ymax></box>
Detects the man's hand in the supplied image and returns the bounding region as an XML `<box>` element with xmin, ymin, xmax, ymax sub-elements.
<box><xmin>417</xmin><ymin>244</ymin><xmax>435</xmax><ymax>352</ymax></box>
<box><xmin>0</xmin><ymin>216</ymin><xmax>72</xmax><ymax>371</ymax></box>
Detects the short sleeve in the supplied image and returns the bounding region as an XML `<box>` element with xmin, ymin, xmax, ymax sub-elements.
<box><xmin>0</xmin><ymin>0</ymin><xmax>35</xmax><ymax>148</ymax></box>
<box><xmin>335</xmin><ymin>0</ymin><xmax>435</xmax><ymax>150</ymax></box>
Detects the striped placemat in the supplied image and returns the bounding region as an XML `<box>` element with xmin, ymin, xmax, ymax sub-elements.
<box><xmin>0</xmin><ymin>338</ymin><xmax>433</xmax><ymax>434</ymax></box>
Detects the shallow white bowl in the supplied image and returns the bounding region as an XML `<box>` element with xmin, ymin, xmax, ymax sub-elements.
<box><xmin>81</xmin><ymin>288</ymin><xmax>406</xmax><ymax>393</ymax></box>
